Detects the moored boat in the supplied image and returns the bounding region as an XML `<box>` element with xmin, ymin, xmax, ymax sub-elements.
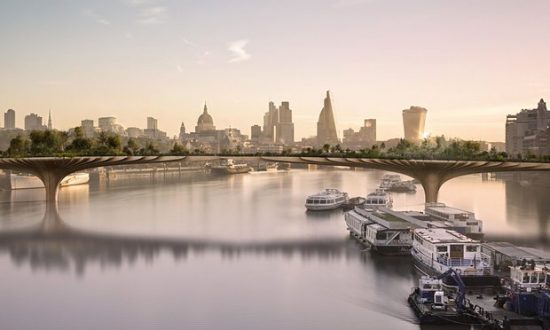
<box><xmin>385</xmin><ymin>180</ymin><xmax>417</xmax><ymax>193</ymax></box>
<box><xmin>364</xmin><ymin>188</ymin><xmax>393</xmax><ymax>209</ymax></box>
<box><xmin>344</xmin><ymin>206</ymin><xmax>413</xmax><ymax>255</ymax></box>
<box><xmin>305</xmin><ymin>189</ymin><xmax>348</xmax><ymax>211</ymax></box>
<box><xmin>210</xmin><ymin>158</ymin><xmax>251</xmax><ymax>175</ymax></box>
<box><xmin>411</xmin><ymin>228</ymin><xmax>499</xmax><ymax>287</ymax></box>
<box><xmin>379</xmin><ymin>174</ymin><xmax>401</xmax><ymax>189</ymax></box>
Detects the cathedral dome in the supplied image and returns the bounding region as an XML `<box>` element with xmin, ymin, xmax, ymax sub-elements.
<box><xmin>197</xmin><ymin>105</ymin><xmax>213</xmax><ymax>126</ymax></box>
<box><xmin>195</xmin><ymin>103</ymin><xmax>216</xmax><ymax>133</ymax></box>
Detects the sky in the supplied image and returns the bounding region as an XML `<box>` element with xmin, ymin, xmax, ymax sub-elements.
<box><xmin>1</xmin><ymin>0</ymin><xmax>550</xmax><ymax>142</ymax></box>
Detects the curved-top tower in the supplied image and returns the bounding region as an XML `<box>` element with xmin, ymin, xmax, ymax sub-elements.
<box><xmin>195</xmin><ymin>103</ymin><xmax>216</xmax><ymax>133</ymax></box>
<box><xmin>402</xmin><ymin>106</ymin><xmax>427</xmax><ymax>142</ymax></box>
<box><xmin>317</xmin><ymin>91</ymin><xmax>339</xmax><ymax>146</ymax></box>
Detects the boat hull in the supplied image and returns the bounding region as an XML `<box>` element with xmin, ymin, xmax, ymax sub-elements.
<box><xmin>411</xmin><ymin>251</ymin><xmax>500</xmax><ymax>287</ymax></box>
<box><xmin>305</xmin><ymin>203</ymin><xmax>344</xmax><ymax>211</ymax></box>
<box><xmin>210</xmin><ymin>167</ymin><xmax>251</xmax><ymax>175</ymax></box>
<box><xmin>349</xmin><ymin>231</ymin><xmax>411</xmax><ymax>256</ymax></box>
<box><xmin>407</xmin><ymin>293</ymin><xmax>484</xmax><ymax>325</ymax></box>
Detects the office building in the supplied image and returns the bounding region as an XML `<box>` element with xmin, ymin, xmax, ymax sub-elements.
<box><xmin>317</xmin><ymin>91</ymin><xmax>339</xmax><ymax>146</ymax></box>
<box><xmin>506</xmin><ymin>98</ymin><xmax>550</xmax><ymax>156</ymax></box>
<box><xmin>4</xmin><ymin>109</ymin><xmax>15</xmax><ymax>129</ymax></box>
<box><xmin>402</xmin><ymin>106</ymin><xmax>427</xmax><ymax>142</ymax></box>
<box><xmin>24</xmin><ymin>113</ymin><xmax>45</xmax><ymax>131</ymax></box>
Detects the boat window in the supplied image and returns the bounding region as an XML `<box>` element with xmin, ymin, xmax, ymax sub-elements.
<box><xmin>307</xmin><ymin>199</ymin><xmax>313</xmax><ymax>204</ymax></box>
<box><xmin>376</xmin><ymin>232</ymin><xmax>386</xmax><ymax>240</ymax></box>
<box><xmin>466</xmin><ymin>245</ymin><xmax>478</xmax><ymax>252</ymax></box>
<box><xmin>320</xmin><ymin>200</ymin><xmax>326</xmax><ymax>204</ymax></box>
<box><xmin>314</xmin><ymin>200</ymin><xmax>319</xmax><ymax>204</ymax></box>
<box><xmin>437</xmin><ymin>246</ymin><xmax>447</xmax><ymax>253</ymax></box>
<box><xmin>539</xmin><ymin>275</ymin><xmax>546</xmax><ymax>283</ymax></box>
<box><xmin>530</xmin><ymin>273</ymin><xmax>538</xmax><ymax>283</ymax></box>
<box><xmin>523</xmin><ymin>274</ymin><xmax>530</xmax><ymax>283</ymax></box>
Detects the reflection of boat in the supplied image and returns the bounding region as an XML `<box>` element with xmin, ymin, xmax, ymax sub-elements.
<box><xmin>344</xmin><ymin>206</ymin><xmax>412</xmax><ymax>255</ymax></box>
<box><xmin>411</xmin><ymin>228</ymin><xmax>498</xmax><ymax>286</ymax></box>
<box><xmin>210</xmin><ymin>158</ymin><xmax>251</xmax><ymax>175</ymax></box>
<box><xmin>9</xmin><ymin>172</ymin><xmax>90</xmax><ymax>190</ymax></box>
<box><xmin>305</xmin><ymin>189</ymin><xmax>348</xmax><ymax>211</ymax></box>
<box><xmin>364</xmin><ymin>189</ymin><xmax>393</xmax><ymax>209</ymax></box>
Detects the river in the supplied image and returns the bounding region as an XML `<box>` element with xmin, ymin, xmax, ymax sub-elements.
<box><xmin>0</xmin><ymin>168</ymin><xmax>548</xmax><ymax>330</ymax></box>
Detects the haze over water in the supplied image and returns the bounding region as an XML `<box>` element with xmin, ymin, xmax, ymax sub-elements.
<box><xmin>0</xmin><ymin>169</ymin><xmax>548</xmax><ymax>330</ymax></box>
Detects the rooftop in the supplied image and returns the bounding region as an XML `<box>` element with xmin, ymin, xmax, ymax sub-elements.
<box><xmin>414</xmin><ymin>228</ymin><xmax>477</xmax><ymax>244</ymax></box>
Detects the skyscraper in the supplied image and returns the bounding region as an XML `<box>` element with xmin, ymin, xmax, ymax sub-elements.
<box><xmin>402</xmin><ymin>106</ymin><xmax>428</xmax><ymax>142</ymax></box>
<box><xmin>317</xmin><ymin>91</ymin><xmax>339</xmax><ymax>146</ymax></box>
<box><xmin>275</xmin><ymin>101</ymin><xmax>294</xmax><ymax>145</ymax></box>
<box><xmin>4</xmin><ymin>109</ymin><xmax>15</xmax><ymax>129</ymax></box>
<box><xmin>262</xmin><ymin>101</ymin><xmax>278</xmax><ymax>142</ymax></box>
<box><xmin>250</xmin><ymin>124</ymin><xmax>262</xmax><ymax>141</ymax></box>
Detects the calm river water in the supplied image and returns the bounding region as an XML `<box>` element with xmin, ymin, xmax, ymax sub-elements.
<box><xmin>0</xmin><ymin>168</ymin><xmax>548</xmax><ymax>330</ymax></box>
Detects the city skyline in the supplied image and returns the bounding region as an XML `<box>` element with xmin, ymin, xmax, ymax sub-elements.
<box><xmin>2</xmin><ymin>0</ymin><xmax>550</xmax><ymax>141</ymax></box>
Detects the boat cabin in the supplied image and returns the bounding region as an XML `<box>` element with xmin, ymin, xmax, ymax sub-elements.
<box><xmin>508</xmin><ymin>262</ymin><xmax>550</xmax><ymax>290</ymax></box>
<box><xmin>413</xmin><ymin>228</ymin><xmax>492</xmax><ymax>276</ymax></box>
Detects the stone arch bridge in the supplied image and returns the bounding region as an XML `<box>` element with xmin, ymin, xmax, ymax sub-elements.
<box><xmin>1</xmin><ymin>156</ymin><xmax>550</xmax><ymax>206</ymax></box>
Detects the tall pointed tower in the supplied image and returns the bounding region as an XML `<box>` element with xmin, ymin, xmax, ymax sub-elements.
<box><xmin>316</xmin><ymin>91</ymin><xmax>339</xmax><ymax>146</ymax></box>
<box><xmin>47</xmin><ymin>110</ymin><xmax>52</xmax><ymax>130</ymax></box>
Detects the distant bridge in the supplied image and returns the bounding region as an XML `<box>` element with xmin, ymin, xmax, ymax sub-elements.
<box><xmin>1</xmin><ymin>156</ymin><xmax>550</xmax><ymax>206</ymax></box>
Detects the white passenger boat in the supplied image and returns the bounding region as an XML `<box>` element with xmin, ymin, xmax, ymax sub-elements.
<box><xmin>9</xmin><ymin>172</ymin><xmax>90</xmax><ymax>189</ymax></box>
<box><xmin>364</xmin><ymin>188</ymin><xmax>393</xmax><ymax>209</ymax></box>
<box><xmin>305</xmin><ymin>189</ymin><xmax>348</xmax><ymax>211</ymax></box>
<box><xmin>344</xmin><ymin>206</ymin><xmax>413</xmax><ymax>255</ymax></box>
<box><xmin>411</xmin><ymin>228</ymin><xmax>498</xmax><ymax>286</ymax></box>
<box><xmin>379</xmin><ymin>174</ymin><xmax>401</xmax><ymax>189</ymax></box>
<box><xmin>210</xmin><ymin>158</ymin><xmax>251</xmax><ymax>175</ymax></box>
<box><xmin>385</xmin><ymin>180</ymin><xmax>417</xmax><ymax>193</ymax></box>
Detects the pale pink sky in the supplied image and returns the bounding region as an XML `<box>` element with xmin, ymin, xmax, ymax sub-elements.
<box><xmin>1</xmin><ymin>0</ymin><xmax>550</xmax><ymax>141</ymax></box>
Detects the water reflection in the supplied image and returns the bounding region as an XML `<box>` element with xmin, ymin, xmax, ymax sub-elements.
<box><xmin>0</xmin><ymin>169</ymin><xmax>549</xmax><ymax>330</ymax></box>
<box><xmin>0</xmin><ymin>207</ymin><xmax>361</xmax><ymax>276</ymax></box>
<box><xmin>503</xmin><ymin>172</ymin><xmax>550</xmax><ymax>244</ymax></box>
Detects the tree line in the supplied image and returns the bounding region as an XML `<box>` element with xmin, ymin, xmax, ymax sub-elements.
<box><xmin>2</xmin><ymin>129</ymin><xmax>550</xmax><ymax>162</ymax></box>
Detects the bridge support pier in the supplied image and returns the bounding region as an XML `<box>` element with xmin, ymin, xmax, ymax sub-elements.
<box><xmin>33</xmin><ymin>170</ymin><xmax>67</xmax><ymax>205</ymax></box>
<box><xmin>412</xmin><ymin>172</ymin><xmax>450</xmax><ymax>204</ymax></box>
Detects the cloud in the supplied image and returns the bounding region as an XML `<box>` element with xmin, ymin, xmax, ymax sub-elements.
<box><xmin>332</xmin><ymin>0</ymin><xmax>375</xmax><ymax>7</ymax></box>
<box><xmin>228</xmin><ymin>39</ymin><xmax>251</xmax><ymax>63</ymax></box>
<box><xmin>124</xmin><ymin>0</ymin><xmax>167</xmax><ymax>25</ymax></box>
<box><xmin>83</xmin><ymin>9</ymin><xmax>111</xmax><ymax>25</ymax></box>
<box><xmin>182</xmin><ymin>37</ymin><xmax>211</xmax><ymax>64</ymax></box>
<box><xmin>137</xmin><ymin>6</ymin><xmax>166</xmax><ymax>24</ymax></box>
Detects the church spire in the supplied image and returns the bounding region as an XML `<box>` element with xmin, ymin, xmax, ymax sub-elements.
<box><xmin>203</xmin><ymin>102</ymin><xmax>208</xmax><ymax>114</ymax></box>
<box><xmin>47</xmin><ymin>109</ymin><xmax>52</xmax><ymax>130</ymax></box>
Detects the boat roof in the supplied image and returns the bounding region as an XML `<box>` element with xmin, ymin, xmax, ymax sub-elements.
<box><xmin>414</xmin><ymin>228</ymin><xmax>478</xmax><ymax>244</ymax></box>
<box><xmin>353</xmin><ymin>207</ymin><xmax>412</xmax><ymax>230</ymax></box>
<box><xmin>483</xmin><ymin>242</ymin><xmax>550</xmax><ymax>262</ymax></box>
<box><xmin>307</xmin><ymin>189</ymin><xmax>345</xmax><ymax>198</ymax></box>
<box><xmin>425</xmin><ymin>203</ymin><xmax>473</xmax><ymax>215</ymax></box>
